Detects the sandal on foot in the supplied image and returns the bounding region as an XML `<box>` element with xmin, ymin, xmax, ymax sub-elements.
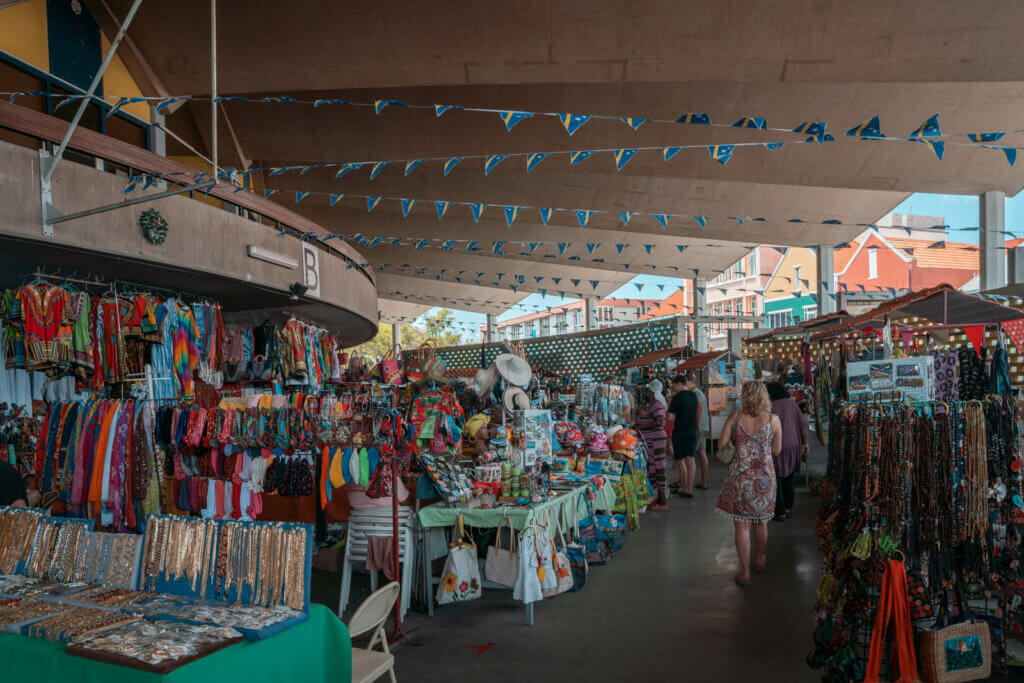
<box><xmin>754</xmin><ymin>557</ymin><xmax>767</xmax><ymax>572</ymax></box>
<box><xmin>734</xmin><ymin>574</ymin><xmax>751</xmax><ymax>586</ymax></box>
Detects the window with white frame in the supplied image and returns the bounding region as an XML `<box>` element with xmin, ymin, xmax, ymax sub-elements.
<box><xmin>803</xmin><ymin>305</ymin><xmax>818</xmax><ymax>321</ymax></box>
<box><xmin>793</xmin><ymin>265</ymin><xmax>802</xmax><ymax>292</ymax></box>
<box><xmin>769</xmin><ymin>310</ymin><xmax>793</xmax><ymax>328</ymax></box>
<box><xmin>868</xmin><ymin>249</ymin><xmax>878</xmax><ymax>279</ymax></box>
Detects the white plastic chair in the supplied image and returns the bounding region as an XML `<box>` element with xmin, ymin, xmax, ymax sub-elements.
<box><xmin>348</xmin><ymin>581</ymin><xmax>400</xmax><ymax>683</ymax></box>
<box><xmin>339</xmin><ymin>508</ymin><xmax>415</xmax><ymax>618</ymax></box>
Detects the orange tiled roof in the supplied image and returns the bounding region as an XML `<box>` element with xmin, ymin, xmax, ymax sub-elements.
<box><xmin>884</xmin><ymin>237</ymin><xmax>979</xmax><ymax>270</ymax></box>
<box><xmin>833</xmin><ymin>239</ymin><xmax>862</xmax><ymax>272</ymax></box>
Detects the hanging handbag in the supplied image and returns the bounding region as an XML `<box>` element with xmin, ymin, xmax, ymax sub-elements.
<box><xmin>543</xmin><ymin>515</ymin><xmax>574</xmax><ymax>597</ymax></box>
<box><xmin>577</xmin><ymin>492</ymin><xmax>612</xmax><ymax>565</ymax></box>
<box><xmin>917</xmin><ymin>587</ymin><xmax>992</xmax><ymax>683</ymax></box>
<box><xmin>380</xmin><ymin>349</ymin><xmax>402</xmax><ymax>385</ymax></box>
<box><xmin>560</xmin><ymin>506</ymin><xmax>587</xmax><ymax>592</ymax></box>
<box><xmin>436</xmin><ymin>515</ymin><xmax>482</xmax><ymax>605</ymax></box>
<box><xmin>715</xmin><ymin>412</ymin><xmax>737</xmax><ymax>464</ymax></box>
<box><xmin>484</xmin><ymin>515</ymin><xmax>520</xmax><ymax>588</ymax></box>
<box><xmin>595</xmin><ymin>509</ymin><xmax>628</xmax><ymax>556</ymax></box>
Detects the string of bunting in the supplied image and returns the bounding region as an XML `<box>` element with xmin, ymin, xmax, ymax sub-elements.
<box><xmin>8</xmin><ymin>90</ymin><xmax>1023</xmax><ymax>163</ymax></box>
<box><xmin>196</xmin><ymin>182</ymin><xmax>1018</xmax><ymax>243</ymax></box>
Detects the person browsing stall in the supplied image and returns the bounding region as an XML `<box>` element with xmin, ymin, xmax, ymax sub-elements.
<box><xmin>0</xmin><ymin>460</ymin><xmax>27</xmax><ymax>507</ymax></box>
<box><xmin>667</xmin><ymin>374</ymin><xmax>700</xmax><ymax>497</ymax></box>
<box><xmin>685</xmin><ymin>374</ymin><xmax>711</xmax><ymax>490</ymax></box>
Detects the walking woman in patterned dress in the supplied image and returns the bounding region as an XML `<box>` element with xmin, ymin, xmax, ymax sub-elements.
<box><xmin>715</xmin><ymin>381</ymin><xmax>782</xmax><ymax>585</ymax></box>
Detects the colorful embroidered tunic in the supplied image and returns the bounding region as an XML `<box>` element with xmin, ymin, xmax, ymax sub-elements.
<box><xmin>18</xmin><ymin>285</ymin><xmax>72</xmax><ymax>372</ymax></box>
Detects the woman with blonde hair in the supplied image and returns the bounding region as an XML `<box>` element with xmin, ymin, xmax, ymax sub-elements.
<box><xmin>715</xmin><ymin>381</ymin><xmax>782</xmax><ymax>585</ymax></box>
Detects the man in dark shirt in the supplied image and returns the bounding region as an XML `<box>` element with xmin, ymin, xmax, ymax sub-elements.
<box><xmin>667</xmin><ymin>373</ymin><xmax>699</xmax><ymax>497</ymax></box>
<box><xmin>0</xmin><ymin>461</ymin><xmax>27</xmax><ymax>507</ymax></box>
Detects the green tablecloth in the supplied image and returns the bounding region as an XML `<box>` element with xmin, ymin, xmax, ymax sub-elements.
<box><xmin>417</xmin><ymin>481</ymin><xmax>616</xmax><ymax>529</ymax></box>
<box><xmin>0</xmin><ymin>603</ymin><xmax>350</xmax><ymax>682</ymax></box>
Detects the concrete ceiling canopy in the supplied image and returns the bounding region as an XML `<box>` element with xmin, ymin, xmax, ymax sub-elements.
<box><xmin>86</xmin><ymin>0</ymin><xmax>1024</xmax><ymax>313</ymax></box>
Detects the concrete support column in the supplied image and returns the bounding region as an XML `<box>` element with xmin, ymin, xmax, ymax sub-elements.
<box><xmin>817</xmin><ymin>245</ymin><xmax>836</xmax><ymax>316</ymax></box>
<box><xmin>485</xmin><ymin>314</ymin><xmax>496</xmax><ymax>343</ymax></box>
<box><xmin>391</xmin><ymin>322</ymin><xmax>402</xmax><ymax>357</ymax></box>
<box><xmin>980</xmin><ymin>191</ymin><xmax>1007</xmax><ymax>291</ymax></box>
<box><xmin>584</xmin><ymin>297</ymin><xmax>597</xmax><ymax>331</ymax></box>
<box><xmin>693</xmin><ymin>278</ymin><xmax>707</xmax><ymax>352</ymax></box>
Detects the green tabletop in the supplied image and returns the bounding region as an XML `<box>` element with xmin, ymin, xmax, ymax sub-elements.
<box><xmin>417</xmin><ymin>481</ymin><xmax>616</xmax><ymax>529</ymax></box>
<box><xmin>0</xmin><ymin>603</ymin><xmax>351</xmax><ymax>682</ymax></box>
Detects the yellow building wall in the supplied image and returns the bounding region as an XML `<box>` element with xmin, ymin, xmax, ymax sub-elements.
<box><xmin>0</xmin><ymin>0</ymin><xmax>49</xmax><ymax>72</ymax></box>
<box><xmin>0</xmin><ymin>2</ymin><xmax>150</xmax><ymax>122</ymax></box>
<box><xmin>100</xmin><ymin>34</ymin><xmax>149</xmax><ymax>122</ymax></box>
<box><xmin>765</xmin><ymin>248</ymin><xmax>818</xmax><ymax>300</ymax></box>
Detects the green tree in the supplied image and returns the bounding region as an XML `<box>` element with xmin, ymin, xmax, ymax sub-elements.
<box><xmin>354</xmin><ymin>309</ymin><xmax>466</xmax><ymax>360</ymax></box>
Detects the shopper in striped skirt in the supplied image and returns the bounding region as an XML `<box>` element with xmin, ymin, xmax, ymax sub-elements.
<box><xmin>637</xmin><ymin>380</ymin><xmax>669</xmax><ymax>510</ymax></box>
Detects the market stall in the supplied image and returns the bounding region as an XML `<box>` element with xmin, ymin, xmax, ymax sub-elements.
<box><xmin>795</xmin><ymin>285</ymin><xmax>1024</xmax><ymax>680</ymax></box>
<box><xmin>410</xmin><ymin>347</ymin><xmax>652</xmax><ymax>625</ymax></box>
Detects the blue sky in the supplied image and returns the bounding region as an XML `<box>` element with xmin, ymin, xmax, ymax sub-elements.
<box><xmin>412</xmin><ymin>191</ymin><xmax>1024</xmax><ymax>341</ymax></box>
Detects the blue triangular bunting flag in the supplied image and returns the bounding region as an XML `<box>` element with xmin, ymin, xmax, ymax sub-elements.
<box><xmin>621</xmin><ymin>117</ymin><xmax>648</xmax><ymax>130</ymax></box>
<box><xmin>619</xmin><ymin>211</ymin><xmax>636</xmax><ymax>226</ymax></box>
<box><xmin>335</xmin><ymin>162</ymin><xmax>363</xmax><ymax>178</ymax></box>
<box><xmin>492</xmin><ymin>241</ymin><xmax>505</xmax><ymax>254</ymax></box>
<box><xmin>574</xmin><ymin>209</ymin><xmax>596</xmax><ymax>227</ymax></box>
<box><xmin>708</xmin><ymin>145</ymin><xmax>734</xmax><ymax>164</ymax></box>
<box><xmin>585</xmin><ymin>243</ymin><xmax>599</xmax><ymax>255</ymax></box>
<box><xmin>526</xmin><ymin>152</ymin><xmax>550</xmax><ymax>172</ymax></box>
<box><xmin>443</xmin><ymin>157</ymin><xmax>465</xmax><ymax>176</ymax></box>
<box><xmin>558</xmin><ymin>113</ymin><xmax>591</xmax><ymax>135</ymax></box>
<box><xmin>910</xmin><ymin>114</ymin><xmax>941</xmax><ymax>138</ymax></box>
<box><xmin>404</xmin><ymin>159</ymin><xmax>425</xmax><ymax>176</ymax></box>
<box><xmin>569</xmin><ymin>150</ymin><xmax>596</xmax><ymax>165</ymax></box>
<box><xmin>571</xmin><ymin>279</ymin><xmax>580</xmax><ymax>287</ymax></box>
<box><xmin>1000</xmin><ymin>147</ymin><xmax>1017</xmax><ymax>166</ymax></box>
<box><xmin>663</xmin><ymin>147</ymin><xmax>682</xmax><ymax>161</ymax></box>
<box><xmin>557</xmin><ymin>243</ymin><xmax>569</xmax><ymax>255</ymax></box>
<box><xmin>615</xmin><ymin>244</ymin><xmax>629</xmax><ymax>254</ymax></box>
<box><xmin>968</xmin><ymin>132</ymin><xmax>1004</xmax><ymax>143</ymax></box>
<box><xmin>484</xmin><ymin>155</ymin><xmax>509</xmax><ymax>175</ymax></box>
<box><xmin>762</xmin><ymin>142</ymin><xmax>784</xmax><ymax>150</ymax></box>
<box><xmin>414</xmin><ymin>239</ymin><xmax>429</xmax><ymax>251</ymax></box>
<box><xmin>503</xmin><ymin>206</ymin><xmax>522</xmax><ymax>227</ymax></box>
<box><xmin>499</xmin><ymin>111</ymin><xmax>533</xmax><ymax>131</ymax></box>
<box><xmin>539</xmin><ymin>208</ymin><xmax>556</xmax><ymax>225</ymax></box>
<box><xmin>466</xmin><ymin>240</ymin><xmax>479</xmax><ymax>252</ymax></box>
<box><xmin>677</xmin><ymin>245</ymin><xmax>687</xmax><ymax>252</ymax></box>
<box><xmin>442</xmin><ymin>240</ymin><xmax>456</xmax><ymax>251</ymax></box>
<box><xmin>374</xmin><ymin>99</ymin><xmax>406</xmax><ymax>114</ymax></box>
<box><xmin>435</xmin><ymin>201</ymin><xmax>451</xmax><ymax>219</ymax></box>
<box><xmin>366</xmin><ymin>196</ymin><xmax>382</xmax><ymax>212</ymax></box>
<box><xmin>294</xmin><ymin>191</ymin><xmax>310</xmax><ymax>203</ymax></box>
<box><xmin>469</xmin><ymin>203</ymin><xmax>486</xmax><ymax>222</ymax></box>
<box><xmin>652</xmin><ymin>213</ymin><xmax>672</xmax><ymax>228</ymax></box>
<box><xmin>733</xmin><ymin>117</ymin><xmax>766</xmax><ymax>129</ymax></box>
<box><xmin>434</xmin><ymin>104</ymin><xmax>462</xmax><ymax>117</ymax></box>
<box><xmin>792</xmin><ymin>121</ymin><xmax>826</xmax><ymax>137</ymax></box>
<box><xmin>846</xmin><ymin>115</ymin><xmax>884</xmax><ymax>139</ymax></box>
<box><xmin>693</xmin><ymin>216</ymin><xmax>708</xmax><ymax>229</ymax></box>
<box><xmin>676</xmin><ymin>113</ymin><xmax>710</xmax><ymax>125</ymax></box>
<box><xmin>590</xmin><ymin>280</ymin><xmax>599</xmax><ymax>290</ymax></box>
<box><xmin>400</xmin><ymin>198</ymin><xmax>417</xmax><ymax>217</ymax></box>
<box><xmin>919</xmin><ymin>139</ymin><xmax>945</xmax><ymax>160</ymax></box>
<box><xmin>528</xmin><ymin>242</ymin><xmax>541</xmax><ymax>253</ymax></box>
<box><xmin>643</xmin><ymin>244</ymin><xmax>654</xmax><ymax>254</ymax></box>
<box><xmin>369</xmin><ymin>161</ymin><xmax>388</xmax><ymax>180</ymax></box>
<box><xmin>613</xmin><ymin>148</ymin><xmax>640</xmax><ymax>171</ymax></box>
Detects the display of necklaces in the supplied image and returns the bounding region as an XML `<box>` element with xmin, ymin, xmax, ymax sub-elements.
<box><xmin>139</xmin><ymin>516</ymin><xmax>309</xmax><ymax>611</ymax></box>
<box><xmin>810</xmin><ymin>396</ymin><xmax>1024</xmax><ymax>678</ymax></box>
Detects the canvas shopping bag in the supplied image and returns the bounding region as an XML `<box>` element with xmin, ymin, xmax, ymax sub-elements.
<box><xmin>436</xmin><ymin>515</ymin><xmax>482</xmax><ymax>604</ymax></box>
<box><xmin>577</xmin><ymin>491</ymin><xmax>612</xmax><ymax>565</ymax></box>
<box><xmin>560</xmin><ymin>505</ymin><xmax>587</xmax><ymax>592</ymax></box>
<box><xmin>484</xmin><ymin>515</ymin><xmax>519</xmax><ymax>588</ymax></box>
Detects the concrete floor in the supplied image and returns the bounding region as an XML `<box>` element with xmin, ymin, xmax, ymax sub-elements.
<box><xmin>313</xmin><ymin>454</ymin><xmax>827</xmax><ymax>682</ymax></box>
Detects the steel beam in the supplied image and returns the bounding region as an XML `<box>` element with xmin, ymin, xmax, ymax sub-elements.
<box><xmin>45</xmin><ymin>181</ymin><xmax>216</xmax><ymax>225</ymax></box>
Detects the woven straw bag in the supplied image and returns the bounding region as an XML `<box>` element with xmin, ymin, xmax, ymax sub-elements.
<box><xmin>917</xmin><ymin>608</ymin><xmax>991</xmax><ymax>682</ymax></box>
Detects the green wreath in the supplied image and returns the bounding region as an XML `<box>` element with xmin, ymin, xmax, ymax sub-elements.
<box><xmin>139</xmin><ymin>208</ymin><xmax>168</xmax><ymax>245</ymax></box>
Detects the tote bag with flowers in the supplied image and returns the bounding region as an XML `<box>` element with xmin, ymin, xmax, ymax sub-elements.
<box><xmin>436</xmin><ymin>515</ymin><xmax>482</xmax><ymax>605</ymax></box>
